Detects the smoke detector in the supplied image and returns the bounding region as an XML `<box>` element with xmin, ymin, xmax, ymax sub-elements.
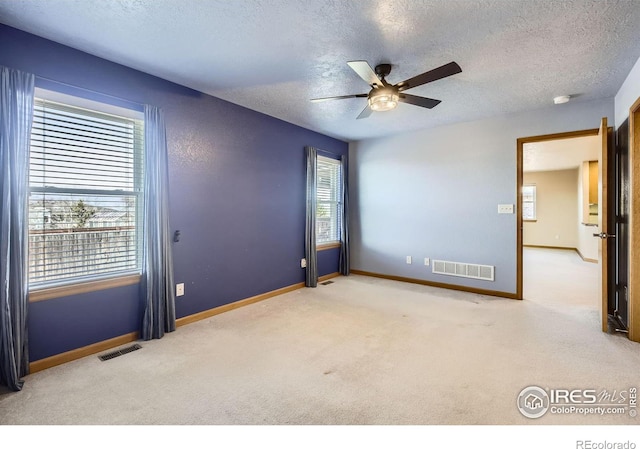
<box><xmin>553</xmin><ymin>95</ymin><xmax>571</xmax><ymax>105</ymax></box>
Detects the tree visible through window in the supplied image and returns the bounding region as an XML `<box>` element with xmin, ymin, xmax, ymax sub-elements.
<box><xmin>522</xmin><ymin>184</ymin><xmax>537</xmax><ymax>220</ymax></box>
<box><xmin>316</xmin><ymin>156</ymin><xmax>341</xmax><ymax>244</ymax></box>
<box><xmin>28</xmin><ymin>95</ymin><xmax>144</xmax><ymax>287</ymax></box>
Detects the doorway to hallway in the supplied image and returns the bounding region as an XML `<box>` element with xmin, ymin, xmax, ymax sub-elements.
<box><xmin>520</xmin><ymin>132</ymin><xmax>601</xmax><ymax>308</ymax></box>
<box><xmin>516</xmin><ymin>124</ymin><xmax>613</xmax><ymax>335</ymax></box>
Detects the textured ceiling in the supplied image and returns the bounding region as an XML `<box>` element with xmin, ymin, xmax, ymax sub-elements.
<box><xmin>1</xmin><ymin>0</ymin><xmax>640</xmax><ymax>141</ymax></box>
<box><xmin>523</xmin><ymin>135</ymin><xmax>599</xmax><ymax>172</ymax></box>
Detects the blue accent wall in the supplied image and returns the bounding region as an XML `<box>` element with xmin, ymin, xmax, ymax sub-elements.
<box><xmin>0</xmin><ymin>24</ymin><xmax>348</xmax><ymax>361</ymax></box>
<box><xmin>318</xmin><ymin>248</ymin><xmax>341</xmax><ymax>278</ymax></box>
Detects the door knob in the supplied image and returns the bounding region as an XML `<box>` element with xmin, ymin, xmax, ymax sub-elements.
<box><xmin>593</xmin><ymin>232</ymin><xmax>616</xmax><ymax>239</ymax></box>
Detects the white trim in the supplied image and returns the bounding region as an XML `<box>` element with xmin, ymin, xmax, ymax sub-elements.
<box><xmin>28</xmin><ymin>94</ymin><xmax>144</xmax><ymax>287</ymax></box>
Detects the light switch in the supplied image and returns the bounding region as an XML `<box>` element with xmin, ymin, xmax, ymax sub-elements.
<box><xmin>498</xmin><ymin>204</ymin><xmax>514</xmax><ymax>214</ymax></box>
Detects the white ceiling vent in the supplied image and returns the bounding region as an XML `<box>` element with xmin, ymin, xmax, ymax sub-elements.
<box><xmin>432</xmin><ymin>260</ymin><xmax>495</xmax><ymax>281</ymax></box>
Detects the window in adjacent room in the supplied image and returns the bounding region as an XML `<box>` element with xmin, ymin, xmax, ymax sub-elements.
<box><xmin>522</xmin><ymin>184</ymin><xmax>537</xmax><ymax>221</ymax></box>
<box><xmin>28</xmin><ymin>91</ymin><xmax>144</xmax><ymax>289</ymax></box>
<box><xmin>316</xmin><ymin>156</ymin><xmax>342</xmax><ymax>245</ymax></box>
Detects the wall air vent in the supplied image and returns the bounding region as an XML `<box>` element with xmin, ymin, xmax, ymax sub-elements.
<box><xmin>98</xmin><ymin>344</ymin><xmax>142</xmax><ymax>361</ymax></box>
<box><xmin>432</xmin><ymin>260</ymin><xmax>495</xmax><ymax>281</ymax></box>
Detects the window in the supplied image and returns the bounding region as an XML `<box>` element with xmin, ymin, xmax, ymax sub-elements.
<box><xmin>316</xmin><ymin>156</ymin><xmax>342</xmax><ymax>244</ymax></box>
<box><xmin>28</xmin><ymin>94</ymin><xmax>144</xmax><ymax>288</ymax></box>
<box><xmin>522</xmin><ymin>184</ymin><xmax>537</xmax><ymax>221</ymax></box>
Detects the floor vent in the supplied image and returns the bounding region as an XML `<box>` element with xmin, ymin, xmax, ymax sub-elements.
<box><xmin>432</xmin><ymin>260</ymin><xmax>495</xmax><ymax>281</ymax></box>
<box><xmin>321</xmin><ymin>280</ymin><xmax>334</xmax><ymax>285</ymax></box>
<box><xmin>98</xmin><ymin>344</ymin><xmax>142</xmax><ymax>361</ymax></box>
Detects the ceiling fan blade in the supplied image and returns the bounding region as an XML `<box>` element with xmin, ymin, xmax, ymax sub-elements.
<box><xmin>356</xmin><ymin>105</ymin><xmax>373</xmax><ymax>120</ymax></box>
<box><xmin>310</xmin><ymin>94</ymin><xmax>367</xmax><ymax>102</ymax></box>
<box><xmin>396</xmin><ymin>61</ymin><xmax>461</xmax><ymax>92</ymax></box>
<box><xmin>347</xmin><ymin>61</ymin><xmax>383</xmax><ymax>88</ymax></box>
<box><xmin>398</xmin><ymin>94</ymin><xmax>441</xmax><ymax>109</ymax></box>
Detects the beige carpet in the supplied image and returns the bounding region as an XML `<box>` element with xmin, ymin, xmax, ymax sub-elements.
<box><xmin>1</xmin><ymin>248</ymin><xmax>639</xmax><ymax>426</ymax></box>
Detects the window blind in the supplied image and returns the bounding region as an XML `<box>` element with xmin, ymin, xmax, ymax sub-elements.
<box><xmin>28</xmin><ymin>98</ymin><xmax>144</xmax><ymax>287</ymax></box>
<box><xmin>316</xmin><ymin>156</ymin><xmax>341</xmax><ymax>244</ymax></box>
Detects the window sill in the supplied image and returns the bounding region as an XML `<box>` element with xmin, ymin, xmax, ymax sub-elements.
<box><xmin>318</xmin><ymin>242</ymin><xmax>342</xmax><ymax>251</ymax></box>
<box><xmin>523</xmin><ymin>219</ymin><xmax>538</xmax><ymax>222</ymax></box>
<box><xmin>29</xmin><ymin>274</ymin><xmax>141</xmax><ymax>302</ymax></box>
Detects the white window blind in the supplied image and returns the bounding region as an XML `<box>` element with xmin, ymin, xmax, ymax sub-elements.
<box><xmin>316</xmin><ymin>156</ymin><xmax>341</xmax><ymax>244</ymax></box>
<box><xmin>522</xmin><ymin>184</ymin><xmax>537</xmax><ymax>220</ymax></box>
<box><xmin>28</xmin><ymin>98</ymin><xmax>144</xmax><ymax>288</ymax></box>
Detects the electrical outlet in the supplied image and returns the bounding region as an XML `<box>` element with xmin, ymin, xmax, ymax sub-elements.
<box><xmin>176</xmin><ymin>283</ymin><xmax>184</xmax><ymax>297</ymax></box>
<box><xmin>301</xmin><ymin>258</ymin><xmax>307</xmax><ymax>268</ymax></box>
<box><xmin>406</xmin><ymin>256</ymin><xmax>412</xmax><ymax>264</ymax></box>
<box><xmin>424</xmin><ymin>258</ymin><xmax>430</xmax><ymax>266</ymax></box>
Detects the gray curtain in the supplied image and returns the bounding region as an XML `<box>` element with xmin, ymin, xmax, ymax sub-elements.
<box><xmin>339</xmin><ymin>155</ymin><xmax>350</xmax><ymax>275</ymax></box>
<box><xmin>0</xmin><ymin>66</ymin><xmax>34</xmax><ymax>391</ymax></box>
<box><xmin>141</xmin><ymin>105</ymin><xmax>176</xmax><ymax>340</ymax></box>
<box><xmin>305</xmin><ymin>146</ymin><xmax>318</xmax><ymax>287</ymax></box>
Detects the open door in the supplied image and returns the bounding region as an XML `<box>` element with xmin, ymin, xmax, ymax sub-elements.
<box><xmin>629</xmin><ymin>97</ymin><xmax>640</xmax><ymax>342</ymax></box>
<box><xmin>596</xmin><ymin>117</ymin><xmax>612</xmax><ymax>332</ymax></box>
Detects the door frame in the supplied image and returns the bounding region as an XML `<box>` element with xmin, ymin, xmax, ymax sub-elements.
<box><xmin>516</xmin><ymin>128</ymin><xmax>600</xmax><ymax>300</ymax></box>
<box><xmin>629</xmin><ymin>98</ymin><xmax>640</xmax><ymax>342</ymax></box>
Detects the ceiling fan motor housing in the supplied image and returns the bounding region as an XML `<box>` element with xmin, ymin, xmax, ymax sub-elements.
<box><xmin>374</xmin><ymin>64</ymin><xmax>392</xmax><ymax>79</ymax></box>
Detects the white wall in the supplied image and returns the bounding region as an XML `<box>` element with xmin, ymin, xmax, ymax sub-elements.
<box><xmin>350</xmin><ymin>98</ymin><xmax>613</xmax><ymax>295</ymax></box>
<box><xmin>523</xmin><ymin>169</ymin><xmax>578</xmax><ymax>249</ymax></box>
<box><xmin>615</xmin><ymin>55</ymin><xmax>640</xmax><ymax>128</ymax></box>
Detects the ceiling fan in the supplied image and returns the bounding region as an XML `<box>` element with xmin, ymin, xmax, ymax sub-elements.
<box><xmin>311</xmin><ymin>60</ymin><xmax>462</xmax><ymax>119</ymax></box>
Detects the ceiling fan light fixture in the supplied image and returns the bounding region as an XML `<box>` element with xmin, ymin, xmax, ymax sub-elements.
<box><xmin>368</xmin><ymin>87</ymin><xmax>399</xmax><ymax>112</ymax></box>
